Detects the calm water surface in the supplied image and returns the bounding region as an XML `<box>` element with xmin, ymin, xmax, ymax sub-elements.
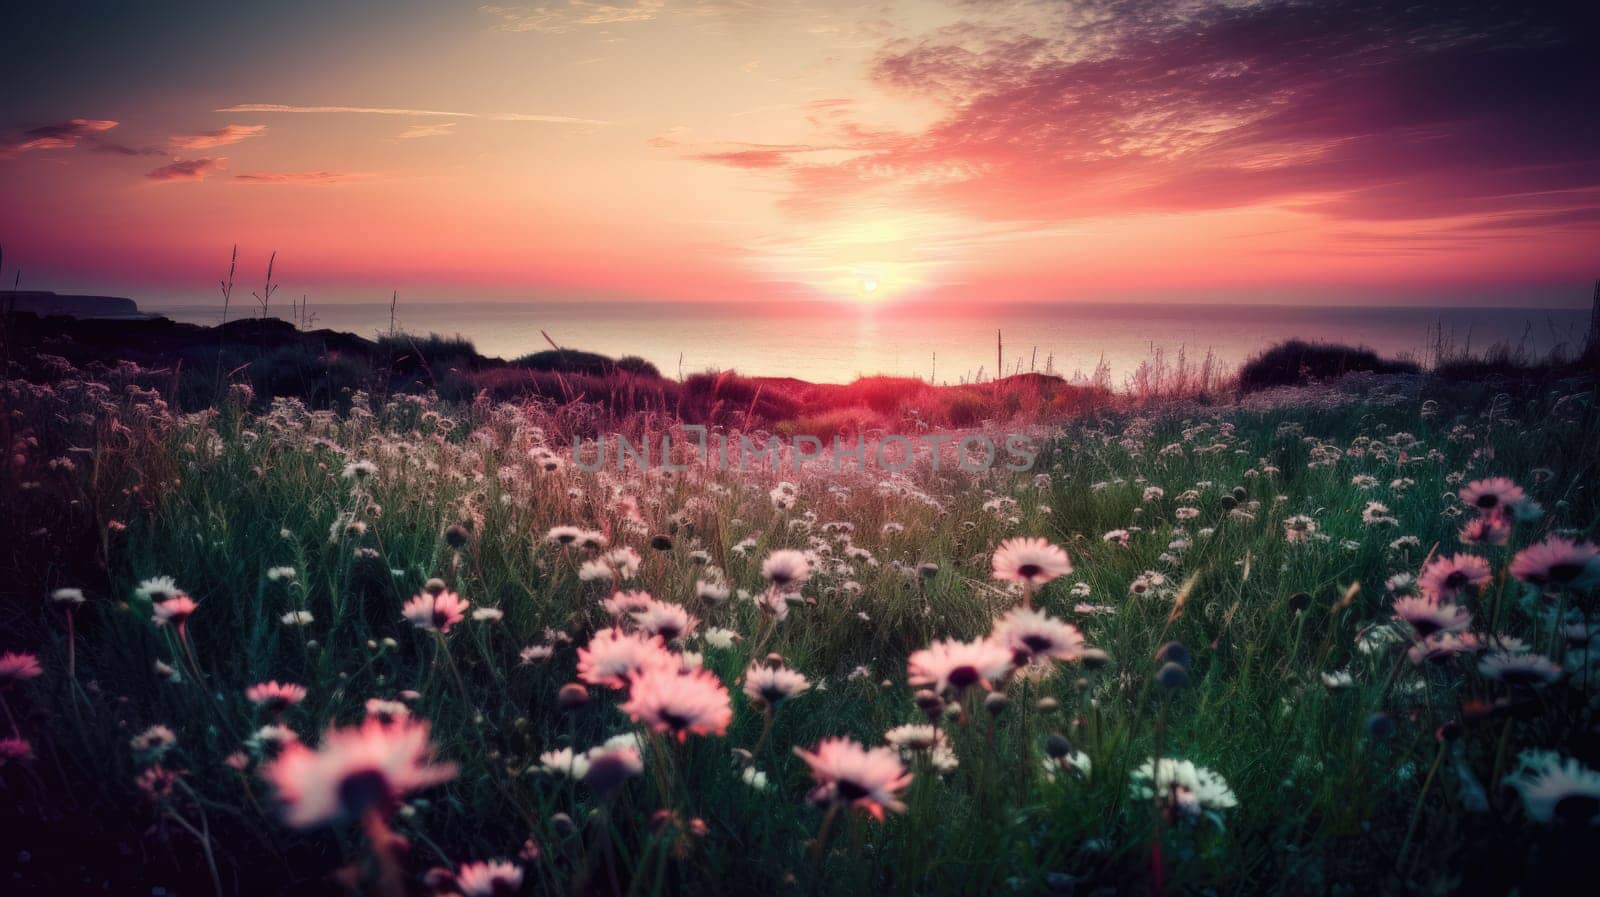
<box><xmin>147</xmin><ymin>301</ymin><xmax>1588</xmax><ymax>385</ymax></box>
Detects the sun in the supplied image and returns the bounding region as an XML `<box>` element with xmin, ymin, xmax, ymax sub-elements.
<box><xmin>858</xmin><ymin>275</ymin><xmax>879</xmax><ymax>296</ymax></box>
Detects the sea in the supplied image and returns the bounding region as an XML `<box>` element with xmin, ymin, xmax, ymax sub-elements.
<box><xmin>145</xmin><ymin>300</ymin><xmax>1590</xmax><ymax>385</ymax></box>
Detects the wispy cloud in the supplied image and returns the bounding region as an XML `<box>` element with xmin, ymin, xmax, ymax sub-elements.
<box><xmin>690</xmin><ymin>143</ymin><xmax>834</xmax><ymax>169</ymax></box>
<box><xmin>233</xmin><ymin>170</ymin><xmax>368</xmax><ymax>185</ymax></box>
<box><xmin>171</xmin><ymin>124</ymin><xmax>266</xmax><ymax>150</ymax></box>
<box><xmin>146</xmin><ymin>157</ymin><xmax>226</xmax><ymax>182</ymax></box>
<box><xmin>478</xmin><ymin>1</ymin><xmax>773</xmax><ymax>35</ymax></box>
<box><xmin>397</xmin><ymin>122</ymin><xmax>457</xmax><ymax>140</ymax></box>
<box><xmin>479</xmin><ymin>1</ymin><xmax>667</xmax><ymax>34</ymax></box>
<box><xmin>1</xmin><ymin>118</ymin><xmax>118</xmax><ymax>156</ymax></box>
<box><xmin>88</xmin><ymin>141</ymin><xmax>165</xmax><ymax>157</ymax></box>
<box><xmin>216</xmin><ymin>103</ymin><xmax>607</xmax><ymax>125</ymax></box>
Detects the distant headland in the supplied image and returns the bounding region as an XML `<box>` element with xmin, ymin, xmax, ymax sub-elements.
<box><xmin>1</xmin><ymin>290</ymin><xmax>156</xmax><ymax>319</ymax></box>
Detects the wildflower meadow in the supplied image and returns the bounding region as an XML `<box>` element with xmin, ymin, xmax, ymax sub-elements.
<box><xmin>3</xmin><ymin>364</ymin><xmax>1598</xmax><ymax>896</ymax></box>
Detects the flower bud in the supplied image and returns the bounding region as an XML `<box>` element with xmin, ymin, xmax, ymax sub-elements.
<box><xmin>1155</xmin><ymin>641</ymin><xmax>1190</xmax><ymax>670</ymax></box>
<box><xmin>1365</xmin><ymin>712</ymin><xmax>1395</xmax><ymax>740</ymax></box>
<box><xmin>558</xmin><ymin>683</ymin><xmax>589</xmax><ymax>710</ymax></box>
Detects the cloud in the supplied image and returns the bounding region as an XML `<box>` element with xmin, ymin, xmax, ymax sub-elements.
<box><xmin>1</xmin><ymin>118</ymin><xmax>118</xmax><ymax>155</ymax></box>
<box><xmin>477</xmin><ymin>1</ymin><xmax>774</xmax><ymax>34</ymax></box>
<box><xmin>478</xmin><ymin>1</ymin><xmax>677</xmax><ymax>34</ymax></box>
<box><xmin>691</xmin><ymin>144</ymin><xmax>821</xmax><ymax>169</ymax></box>
<box><xmin>216</xmin><ymin>103</ymin><xmax>606</xmax><ymax>125</ymax></box>
<box><xmin>692</xmin><ymin>149</ymin><xmax>794</xmax><ymax>169</ymax></box>
<box><xmin>397</xmin><ymin>122</ymin><xmax>457</xmax><ymax>140</ymax></box>
<box><xmin>170</xmin><ymin>124</ymin><xmax>266</xmax><ymax>150</ymax></box>
<box><xmin>146</xmin><ymin>157</ymin><xmax>226</xmax><ymax>182</ymax></box>
<box><xmin>685</xmin><ymin>0</ymin><xmax>1600</xmax><ymax>236</ymax></box>
<box><xmin>88</xmin><ymin>141</ymin><xmax>165</xmax><ymax>157</ymax></box>
<box><xmin>233</xmin><ymin>170</ymin><xmax>367</xmax><ymax>184</ymax></box>
<box><xmin>480</xmin><ymin>1</ymin><xmax>666</xmax><ymax>33</ymax></box>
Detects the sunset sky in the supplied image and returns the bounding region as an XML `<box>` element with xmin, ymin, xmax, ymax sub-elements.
<box><xmin>3</xmin><ymin>0</ymin><xmax>1597</xmax><ymax>307</ymax></box>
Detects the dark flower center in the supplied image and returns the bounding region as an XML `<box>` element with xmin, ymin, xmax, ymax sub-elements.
<box><xmin>1475</xmin><ymin>495</ymin><xmax>1499</xmax><ymax>509</ymax></box>
<box><xmin>1017</xmin><ymin>563</ymin><xmax>1042</xmax><ymax>579</ymax></box>
<box><xmin>583</xmin><ymin>754</ymin><xmax>635</xmax><ymax>796</ymax></box>
<box><xmin>1443</xmin><ymin>571</ymin><xmax>1468</xmax><ymax>589</ymax></box>
<box><xmin>1552</xmin><ymin>794</ymin><xmax>1600</xmax><ymax>826</ymax></box>
<box><xmin>948</xmin><ymin>666</ymin><xmax>981</xmax><ymax>690</ymax></box>
<box><xmin>338</xmin><ymin>768</ymin><xmax>395</xmax><ymax>818</ymax></box>
<box><xmin>1499</xmin><ymin>668</ymin><xmax>1544</xmax><ymax>687</ymax></box>
<box><xmin>1022</xmin><ymin>634</ymin><xmax>1055</xmax><ymax>653</ymax></box>
<box><xmin>836</xmin><ymin>779</ymin><xmax>871</xmax><ymax>802</ymax></box>
<box><xmin>1548</xmin><ymin>562</ymin><xmax>1583</xmax><ymax>584</ymax></box>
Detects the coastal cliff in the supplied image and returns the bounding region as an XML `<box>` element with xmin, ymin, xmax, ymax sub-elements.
<box><xmin>1</xmin><ymin>291</ymin><xmax>149</xmax><ymax>318</ymax></box>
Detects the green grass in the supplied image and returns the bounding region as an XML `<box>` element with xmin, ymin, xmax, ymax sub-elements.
<box><xmin>2</xmin><ymin>367</ymin><xmax>1598</xmax><ymax>895</ymax></box>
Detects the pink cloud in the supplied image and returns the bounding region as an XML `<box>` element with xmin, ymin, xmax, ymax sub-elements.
<box><xmin>1</xmin><ymin>118</ymin><xmax>118</xmax><ymax>156</ymax></box>
<box><xmin>146</xmin><ymin>157</ymin><xmax>226</xmax><ymax>182</ymax></box>
<box><xmin>170</xmin><ymin>124</ymin><xmax>266</xmax><ymax>150</ymax></box>
<box><xmin>233</xmin><ymin>170</ymin><xmax>366</xmax><ymax>184</ymax></box>
<box><xmin>687</xmin><ymin>0</ymin><xmax>1600</xmax><ymax>241</ymax></box>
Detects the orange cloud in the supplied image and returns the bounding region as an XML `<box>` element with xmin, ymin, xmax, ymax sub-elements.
<box><xmin>233</xmin><ymin>170</ymin><xmax>368</xmax><ymax>184</ymax></box>
<box><xmin>170</xmin><ymin>124</ymin><xmax>266</xmax><ymax>150</ymax></box>
<box><xmin>146</xmin><ymin>157</ymin><xmax>226</xmax><ymax>182</ymax></box>
<box><xmin>1</xmin><ymin>118</ymin><xmax>118</xmax><ymax>155</ymax></box>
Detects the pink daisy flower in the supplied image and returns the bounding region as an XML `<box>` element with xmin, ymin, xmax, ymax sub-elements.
<box><xmin>247</xmin><ymin>681</ymin><xmax>308</xmax><ymax>714</ymax></box>
<box><xmin>0</xmin><ymin>736</ymin><xmax>33</xmax><ymax>764</ymax></box>
<box><xmin>1460</xmin><ymin>477</ymin><xmax>1524</xmax><ymax>514</ymax></box>
<box><xmin>576</xmin><ymin>628</ymin><xmax>675</xmax><ymax>689</ymax></box>
<box><xmin>455</xmin><ymin>859</ymin><xmax>524</xmax><ymax>897</ymax></box>
<box><xmin>794</xmin><ymin>737</ymin><xmax>913</xmax><ymax>821</ymax></box>
<box><xmin>152</xmin><ymin>595</ymin><xmax>199</xmax><ymax>628</ymax></box>
<box><xmin>1392</xmin><ymin>596</ymin><xmax>1472</xmax><ymax>638</ymax></box>
<box><xmin>743</xmin><ymin>663</ymin><xmax>811</xmax><ymax>706</ymax></box>
<box><xmin>0</xmin><ymin>652</ymin><xmax>43</xmax><ymax>687</ymax></box>
<box><xmin>992</xmin><ymin>608</ymin><xmax>1086</xmax><ymax>665</ymax></box>
<box><xmin>1479</xmin><ymin>651</ymin><xmax>1563</xmax><ymax>688</ymax></box>
<box><xmin>1407</xmin><ymin>632</ymin><xmax>1484</xmax><ymax>666</ymax></box>
<box><xmin>619</xmin><ymin>667</ymin><xmax>733</xmax><ymax>741</ymax></box>
<box><xmin>364</xmin><ymin>698</ymin><xmax>411</xmax><ymax>725</ymax></box>
<box><xmin>602</xmin><ymin>589</ymin><xmax>656</xmax><ymax>619</ymax></box>
<box><xmin>632</xmin><ymin>601</ymin><xmax>698</xmax><ymax>642</ymax></box>
<box><xmin>991</xmin><ymin>538</ymin><xmax>1072</xmax><ymax>585</ymax></box>
<box><xmin>908</xmin><ymin>637</ymin><xmax>1014</xmax><ymax>694</ymax></box>
<box><xmin>401</xmin><ymin>589</ymin><xmax>470</xmax><ymax>634</ymax></box>
<box><xmin>1510</xmin><ymin>537</ymin><xmax>1600</xmax><ymax>590</ymax></box>
<box><xmin>761</xmin><ymin>549</ymin><xmax>812</xmax><ymax>590</ymax></box>
<box><xmin>1418</xmin><ymin>554</ymin><xmax>1492</xmax><ymax>600</ymax></box>
<box><xmin>263</xmin><ymin>717</ymin><xmax>457</xmax><ymax>827</ymax></box>
<box><xmin>137</xmin><ymin>765</ymin><xmax>182</xmax><ymax>801</ymax></box>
